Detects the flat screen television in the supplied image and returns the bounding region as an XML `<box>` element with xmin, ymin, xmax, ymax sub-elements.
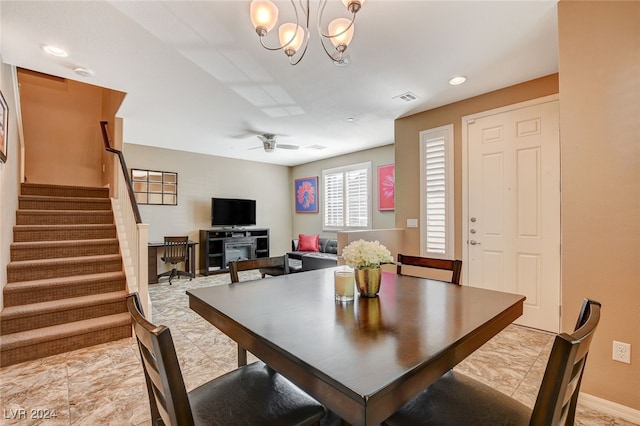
<box><xmin>211</xmin><ymin>197</ymin><xmax>256</xmax><ymax>228</ymax></box>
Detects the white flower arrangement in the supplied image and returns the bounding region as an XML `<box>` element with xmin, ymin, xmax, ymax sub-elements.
<box><xmin>341</xmin><ymin>239</ymin><xmax>394</xmax><ymax>269</ymax></box>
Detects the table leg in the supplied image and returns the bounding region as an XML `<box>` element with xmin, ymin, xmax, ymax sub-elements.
<box><xmin>189</xmin><ymin>244</ymin><xmax>196</xmax><ymax>279</ymax></box>
<box><xmin>148</xmin><ymin>246</ymin><xmax>159</xmax><ymax>284</ymax></box>
<box><xmin>237</xmin><ymin>345</ymin><xmax>247</xmax><ymax>367</ymax></box>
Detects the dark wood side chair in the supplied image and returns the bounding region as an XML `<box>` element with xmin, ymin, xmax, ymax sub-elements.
<box><xmin>126</xmin><ymin>293</ymin><xmax>326</xmax><ymax>426</ymax></box>
<box><xmin>396</xmin><ymin>254</ymin><xmax>462</xmax><ymax>285</ymax></box>
<box><xmin>228</xmin><ymin>254</ymin><xmax>290</xmax><ymax>282</ymax></box>
<box><xmin>227</xmin><ymin>255</ymin><xmax>290</xmax><ymax>366</ymax></box>
<box><xmin>383</xmin><ymin>298</ymin><xmax>602</xmax><ymax>426</ymax></box>
<box><xmin>157</xmin><ymin>236</ymin><xmax>191</xmax><ymax>284</ymax></box>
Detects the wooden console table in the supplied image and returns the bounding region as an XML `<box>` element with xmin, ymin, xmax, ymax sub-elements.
<box><xmin>148</xmin><ymin>241</ymin><xmax>198</xmax><ymax>284</ymax></box>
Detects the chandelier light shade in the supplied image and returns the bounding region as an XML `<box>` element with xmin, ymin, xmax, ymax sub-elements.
<box><xmin>327</xmin><ymin>18</ymin><xmax>354</xmax><ymax>52</ymax></box>
<box><xmin>249</xmin><ymin>0</ymin><xmax>365</xmax><ymax>65</ymax></box>
<box><xmin>250</xmin><ymin>0</ymin><xmax>279</xmax><ymax>35</ymax></box>
<box><xmin>279</xmin><ymin>23</ymin><xmax>305</xmax><ymax>57</ymax></box>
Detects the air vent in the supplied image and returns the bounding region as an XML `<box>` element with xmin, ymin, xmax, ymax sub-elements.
<box><xmin>306</xmin><ymin>145</ymin><xmax>327</xmax><ymax>150</ymax></box>
<box><xmin>392</xmin><ymin>92</ymin><xmax>419</xmax><ymax>103</ymax></box>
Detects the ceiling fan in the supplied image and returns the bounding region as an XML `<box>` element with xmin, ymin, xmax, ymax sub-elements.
<box><xmin>251</xmin><ymin>133</ymin><xmax>300</xmax><ymax>153</ymax></box>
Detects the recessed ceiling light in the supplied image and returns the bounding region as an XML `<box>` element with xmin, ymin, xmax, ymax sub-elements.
<box><xmin>346</xmin><ymin>117</ymin><xmax>355</xmax><ymax>123</ymax></box>
<box><xmin>448</xmin><ymin>76</ymin><xmax>467</xmax><ymax>86</ymax></box>
<box><xmin>41</xmin><ymin>45</ymin><xmax>68</xmax><ymax>57</ymax></box>
<box><xmin>74</xmin><ymin>67</ymin><xmax>94</xmax><ymax>78</ymax></box>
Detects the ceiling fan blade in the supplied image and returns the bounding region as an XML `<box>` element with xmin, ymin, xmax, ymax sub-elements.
<box><xmin>277</xmin><ymin>144</ymin><xmax>300</xmax><ymax>150</ymax></box>
<box><xmin>248</xmin><ymin>146</ymin><xmax>263</xmax><ymax>150</ymax></box>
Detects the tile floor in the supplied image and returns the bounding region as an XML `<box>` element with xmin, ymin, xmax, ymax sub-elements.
<box><xmin>0</xmin><ymin>273</ymin><xmax>636</xmax><ymax>425</ymax></box>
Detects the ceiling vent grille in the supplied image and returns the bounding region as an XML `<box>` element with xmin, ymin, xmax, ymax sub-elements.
<box><xmin>393</xmin><ymin>92</ymin><xmax>419</xmax><ymax>103</ymax></box>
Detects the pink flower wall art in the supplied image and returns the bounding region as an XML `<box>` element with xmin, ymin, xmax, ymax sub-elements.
<box><xmin>295</xmin><ymin>176</ymin><xmax>318</xmax><ymax>213</ymax></box>
<box><xmin>378</xmin><ymin>164</ymin><xmax>395</xmax><ymax>211</ymax></box>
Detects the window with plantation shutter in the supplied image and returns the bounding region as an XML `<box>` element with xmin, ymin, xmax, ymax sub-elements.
<box><xmin>420</xmin><ymin>125</ymin><xmax>454</xmax><ymax>258</ymax></box>
<box><xmin>323</xmin><ymin>162</ymin><xmax>372</xmax><ymax>231</ymax></box>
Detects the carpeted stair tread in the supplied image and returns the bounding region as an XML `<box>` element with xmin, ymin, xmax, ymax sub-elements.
<box><xmin>1</xmin><ymin>291</ymin><xmax>128</xmax><ymax>320</ymax></box>
<box><xmin>21</xmin><ymin>183</ymin><xmax>109</xmax><ymax>198</ymax></box>
<box><xmin>0</xmin><ymin>313</ymin><xmax>131</xmax><ymax>351</ymax></box>
<box><xmin>16</xmin><ymin>209</ymin><xmax>114</xmax><ymax>225</ymax></box>
<box><xmin>13</xmin><ymin>223</ymin><xmax>116</xmax><ymax>232</ymax></box>
<box><xmin>12</xmin><ymin>224</ymin><xmax>117</xmax><ymax>242</ymax></box>
<box><xmin>19</xmin><ymin>194</ymin><xmax>111</xmax><ymax>202</ymax></box>
<box><xmin>7</xmin><ymin>254</ymin><xmax>123</xmax><ymax>283</ymax></box>
<box><xmin>19</xmin><ymin>195</ymin><xmax>111</xmax><ymax>211</ymax></box>
<box><xmin>11</xmin><ymin>237</ymin><xmax>118</xmax><ymax>248</ymax></box>
<box><xmin>3</xmin><ymin>272</ymin><xmax>126</xmax><ymax>306</ymax></box>
<box><xmin>4</xmin><ymin>271</ymin><xmax>125</xmax><ymax>290</ymax></box>
<box><xmin>8</xmin><ymin>253</ymin><xmax>122</xmax><ymax>269</ymax></box>
<box><xmin>10</xmin><ymin>238</ymin><xmax>120</xmax><ymax>261</ymax></box>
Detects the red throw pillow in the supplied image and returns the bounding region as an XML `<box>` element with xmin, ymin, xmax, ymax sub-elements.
<box><xmin>298</xmin><ymin>234</ymin><xmax>320</xmax><ymax>252</ymax></box>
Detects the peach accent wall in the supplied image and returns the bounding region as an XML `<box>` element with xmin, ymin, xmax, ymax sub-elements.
<box><xmin>17</xmin><ymin>69</ymin><xmax>124</xmax><ymax>187</ymax></box>
<box><xmin>394</xmin><ymin>75</ymin><xmax>559</xmax><ymax>259</ymax></box>
<box><xmin>558</xmin><ymin>1</ymin><xmax>640</xmax><ymax>409</ymax></box>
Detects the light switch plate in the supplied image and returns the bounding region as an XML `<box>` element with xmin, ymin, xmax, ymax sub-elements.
<box><xmin>407</xmin><ymin>218</ymin><xmax>418</xmax><ymax>228</ymax></box>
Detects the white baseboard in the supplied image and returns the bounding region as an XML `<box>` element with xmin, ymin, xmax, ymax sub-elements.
<box><xmin>579</xmin><ymin>392</ymin><xmax>640</xmax><ymax>424</ymax></box>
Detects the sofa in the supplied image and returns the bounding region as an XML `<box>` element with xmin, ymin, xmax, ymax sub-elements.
<box><xmin>288</xmin><ymin>236</ymin><xmax>338</xmax><ymax>271</ymax></box>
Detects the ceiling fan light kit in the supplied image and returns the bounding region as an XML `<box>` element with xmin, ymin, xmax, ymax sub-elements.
<box><xmin>249</xmin><ymin>0</ymin><xmax>365</xmax><ymax>65</ymax></box>
<box><xmin>256</xmin><ymin>133</ymin><xmax>299</xmax><ymax>152</ymax></box>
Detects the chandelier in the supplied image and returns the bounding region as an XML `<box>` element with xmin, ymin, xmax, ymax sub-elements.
<box><xmin>249</xmin><ymin>0</ymin><xmax>365</xmax><ymax>65</ymax></box>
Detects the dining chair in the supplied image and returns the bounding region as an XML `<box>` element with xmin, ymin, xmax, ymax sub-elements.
<box><xmin>228</xmin><ymin>255</ymin><xmax>291</xmax><ymax>366</ymax></box>
<box><xmin>126</xmin><ymin>292</ymin><xmax>326</xmax><ymax>426</ymax></box>
<box><xmin>157</xmin><ymin>236</ymin><xmax>191</xmax><ymax>284</ymax></box>
<box><xmin>396</xmin><ymin>254</ymin><xmax>462</xmax><ymax>285</ymax></box>
<box><xmin>382</xmin><ymin>298</ymin><xmax>601</xmax><ymax>426</ymax></box>
<box><xmin>228</xmin><ymin>254</ymin><xmax>290</xmax><ymax>282</ymax></box>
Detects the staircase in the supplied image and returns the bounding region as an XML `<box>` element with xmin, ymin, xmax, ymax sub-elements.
<box><xmin>0</xmin><ymin>183</ymin><xmax>131</xmax><ymax>367</ymax></box>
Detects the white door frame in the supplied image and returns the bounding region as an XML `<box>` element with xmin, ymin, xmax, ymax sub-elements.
<box><xmin>461</xmin><ymin>94</ymin><xmax>560</xmax><ymax>327</ymax></box>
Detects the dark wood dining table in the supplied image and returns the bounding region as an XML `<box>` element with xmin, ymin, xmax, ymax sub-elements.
<box><xmin>187</xmin><ymin>268</ymin><xmax>525</xmax><ymax>426</ymax></box>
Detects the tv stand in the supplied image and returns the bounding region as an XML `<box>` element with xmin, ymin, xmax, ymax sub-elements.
<box><xmin>199</xmin><ymin>228</ymin><xmax>269</xmax><ymax>275</ymax></box>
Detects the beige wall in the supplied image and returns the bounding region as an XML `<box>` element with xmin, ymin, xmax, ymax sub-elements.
<box><xmin>291</xmin><ymin>144</ymin><xmax>395</xmax><ymax>239</ymax></box>
<box><xmin>558</xmin><ymin>1</ymin><xmax>640</xmax><ymax>409</ymax></box>
<box><xmin>395</xmin><ymin>75</ymin><xmax>559</xmax><ymax>259</ymax></box>
<box><xmin>0</xmin><ymin>60</ymin><xmax>20</xmax><ymax>310</ymax></box>
<box><xmin>123</xmin><ymin>144</ymin><xmax>293</xmax><ymax>273</ymax></box>
<box><xmin>17</xmin><ymin>69</ymin><xmax>125</xmax><ymax>187</ymax></box>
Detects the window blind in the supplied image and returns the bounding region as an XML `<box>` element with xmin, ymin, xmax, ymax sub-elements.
<box><xmin>323</xmin><ymin>163</ymin><xmax>371</xmax><ymax>230</ymax></box>
<box><xmin>420</xmin><ymin>124</ymin><xmax>453</xmax><ymax>259</ymax></box>
<box><xmin>425</xmin><ymin>137</ymin><xmax>447</xmax><ymax>254</ymax></box>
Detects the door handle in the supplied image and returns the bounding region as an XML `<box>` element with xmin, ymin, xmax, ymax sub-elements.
<box><xmin>469</xmin><ymin>240</ymin><xmax>481</xmax><ymax>245</ymax></box>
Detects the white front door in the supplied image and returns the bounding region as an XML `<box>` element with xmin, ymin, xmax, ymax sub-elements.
<box><xmin>463</xmin><ymin>96</ymin><xmax>560</xmax><ymax>332</ymax></box>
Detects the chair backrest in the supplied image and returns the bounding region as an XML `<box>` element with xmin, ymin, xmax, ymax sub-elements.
<box><xmin>530</xmin><ymin>299</ymin><xmax>601</xmax><ymax>425</ymax></box>
<box><xmin>228</xmin><ymin>255</ymin><xmax>290</xmax><ymax>283</ymax></box>
<box><xmin>162</xmin><ymin>236</ymin><xmax>188</xmax><ymax>265</ymax></box>
<box><xmin>396</xmin><ymin>254</ymin><xmax>462</xmax><ymax>285</ymax></box>
<box><xmin>126</xmin><ymin>293</ymin><xmax>194</xmax><ymax>426</ymax></box>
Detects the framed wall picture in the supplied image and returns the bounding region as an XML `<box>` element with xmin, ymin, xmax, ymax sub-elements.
<box><xmin>295</xmin><ymin>176</ymin><xmax>319</xmax><ymax>213</ymax></box>
<box><xmin>378</xmin><ymin>164</ymin><xmax>395</xmax><ymax>211</ymax></box>
<box><xmin>0</xmin><ymin>90</ymin><xmax>8</xmax><ymax>163</ymax></box>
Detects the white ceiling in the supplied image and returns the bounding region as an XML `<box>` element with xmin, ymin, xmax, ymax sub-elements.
<box><xmin>0</xmin><ymin>1</ymin><xmax>558</xmax><ymax>166</ymax></box>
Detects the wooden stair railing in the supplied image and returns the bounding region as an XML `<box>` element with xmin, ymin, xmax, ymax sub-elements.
<box><xmin>100</xmin><ymin>120</ymin><xmax>142</xmax><ymax>224</ymax></box>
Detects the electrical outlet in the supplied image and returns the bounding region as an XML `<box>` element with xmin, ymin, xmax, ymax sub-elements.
<box><xmin>612</xmin><ymin>341</ymin><xmax>631</xmax><ymax>364</ymax></box>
